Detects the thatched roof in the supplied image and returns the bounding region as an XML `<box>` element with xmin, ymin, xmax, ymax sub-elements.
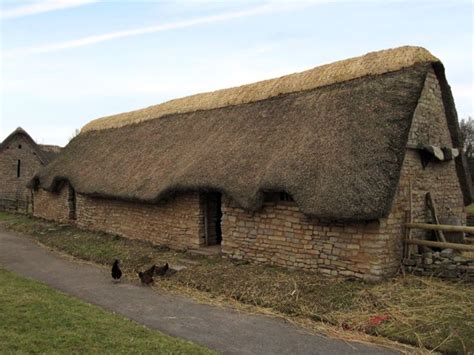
<box><xmin>32</xmin><ymin>46</ymin><xmax>472</xmax><ymax>220</ymax></box>
<box><xmin>0</xmin><ymin>127</ymin><xmax>62</xmax><ymax>164</ymax></box>
<box><xmin>38</xmin><ymin>144</ymin><xmax>62</xmax><ymax>162</ymax></box>
<box><xmin>82</xmin><ymin>46</ymin><xmax>437</xmax><ymax>133</ymax></box>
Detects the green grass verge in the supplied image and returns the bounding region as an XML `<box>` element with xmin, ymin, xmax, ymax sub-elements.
<box><xmin>0</xmin><ymin>267</ymin><xmax>215</xmax><ymax>354</ymax></box>
<box><xmin>1</xmin><ymin>211</ymin><xmax>473</xmax><ymax>353</ymax></box>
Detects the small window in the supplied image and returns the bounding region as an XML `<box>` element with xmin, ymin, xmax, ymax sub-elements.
<box><xmin>18</xmin><ymin>144</ymin><xmax>22</xmax><ymax>149</ymax></box>
<box><xmin>263</xmin><ymin>192</ymin><xmax>294</xmax><ymax>202</ymax></box>
<box><xmin>17</xmin><ymin>160</ymin><xmax>21</xmax><ymax>178</ymax></box>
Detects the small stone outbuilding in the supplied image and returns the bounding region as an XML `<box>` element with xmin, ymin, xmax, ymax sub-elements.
<box><xmin>0</xmin><ymin>127</ymin><xmax>61</xmax><ymax>212</ymax></box>
<box><xmin>30</xmin><ymin>46</ymin><xmax>472</xmax><ymax>280</ymax></box>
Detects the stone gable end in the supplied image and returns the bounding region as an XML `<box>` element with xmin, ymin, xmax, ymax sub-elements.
<box><xmin>0</xmin><ymin>134</ymin><xmax>44</xmax><ymax>207</ymax></box>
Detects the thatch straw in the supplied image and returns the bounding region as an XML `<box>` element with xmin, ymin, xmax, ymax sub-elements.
<box><xmin>33</xmin><ymin>65</ymin><xmax>429</xmax><ymax>220</ymax></box>
<box><xmin>82</xmin><ymin>46</ymin><xmax>438</xmax><ymax>133</ymax></box>
<box><xmin>32</xmin><ymin>45</ymin><xmax>472</xmax><ymax>215</ymax></box>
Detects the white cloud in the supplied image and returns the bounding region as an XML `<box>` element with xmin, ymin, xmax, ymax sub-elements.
<box><xmin>3</xmin><ymin>2</ymin><xmax>308</xmax><ymax>57</ymax></box>
<box><xmin>0</xmin><ymin>0</ymin><xmax>96</xmax><ymax>20</ymax></box>
<box><xmin>1</xmin><ymin>43</ymin><xmax>291</xmax><ymax>99</ymax></box>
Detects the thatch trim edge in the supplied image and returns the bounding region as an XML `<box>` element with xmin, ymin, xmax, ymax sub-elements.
<box><xmin>81</xmin><ymin>46</ymin><xmax>439</xmax><ymax>133</ymax></box>
<box><xmin>432</xmin><ymin>62</ymin><xmax>473</xmax><ymax>205</ymax></box>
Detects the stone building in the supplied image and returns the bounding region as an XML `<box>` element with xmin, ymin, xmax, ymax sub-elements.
<box><xmin>0</xmin><ymin>127</ymin><xmax>61</xmax><ymax>212</ymax></box>
<box><xmin>29</xmin><ymin>46</ymin><xmax>472</xmax><ymax>280</ymax></box>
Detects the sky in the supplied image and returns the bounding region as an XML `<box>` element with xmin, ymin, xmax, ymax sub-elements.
<box><xmin>0</xmin><ymin>0</ymin><xmax>473</xmax><ymax>146</ymax></box>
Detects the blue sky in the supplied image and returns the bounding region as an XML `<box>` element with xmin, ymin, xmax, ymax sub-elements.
<box><xmin>1</xmin><ymin>0</ymin><xmax>472</xmax><ymax>146</ymax></box>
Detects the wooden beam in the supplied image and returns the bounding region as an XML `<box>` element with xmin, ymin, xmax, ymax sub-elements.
<box><xmin>406</xmin><ymin>222</ymin><xmax>474</xmax><ymax>233</ymax></box>
<box><xmin>406</xmin><ymin>238</ymin><xmax>474</xmax><ymax>251</ymax></box>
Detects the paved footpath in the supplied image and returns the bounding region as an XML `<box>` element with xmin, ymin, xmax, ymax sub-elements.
<box><xmin>0</xmin><ymin>229</ymin><xmax>400</xmax><ymax>355</ymax></box>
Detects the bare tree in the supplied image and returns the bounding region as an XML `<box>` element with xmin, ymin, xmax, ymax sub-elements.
<box><xmin>459</xmin><ymin>116</ymin><xmax>474</xmax><ymax>157</ymax></box>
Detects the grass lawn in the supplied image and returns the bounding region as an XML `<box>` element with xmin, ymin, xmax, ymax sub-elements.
<box><xmin>1</xmin><ymin>211</ymin><xmax>473</xmax><ymax>353</ymax></box>
<box><xmin>0</xmin><ymin>267</ymin><xmax>214</xmax><ymax>354</ymax></box>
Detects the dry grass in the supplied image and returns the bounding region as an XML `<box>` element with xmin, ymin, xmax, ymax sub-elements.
<box><xmin>81</xmin><ymin>46</ymin><xmax>437</xmax><ymax>133</ymax></box>
<box><xmin>1</xmin><ymin>211</ymin><xmax>472</xmax><ymax>354</ymax></box>
<box><xmin>333</xmin><ymin>277</ymin><xmax>473</xmax><ymax>352</ymax></box>
<box><xmin>160</xmin><ymin>259</ymin><xmax>473</xmax><ymax>353</ymax></box>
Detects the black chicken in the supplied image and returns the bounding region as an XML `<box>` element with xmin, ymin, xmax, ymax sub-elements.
<box><xmin>138</xmin><ymin>264</ymin><xmax>156</xmax><ymax>285</ymax></box>
<box><xmin>111</xmin><ymin>259</ymin><xmax>122</xmax><ymax>282</ymax></box>
<box><xmin>154</xmin><ymin>262</ymin><xmax>169</xmax><ymax>276</ymax></box>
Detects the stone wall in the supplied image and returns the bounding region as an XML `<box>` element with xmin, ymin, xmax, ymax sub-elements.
<box><xmin>403</xmin><ymin>250</ymin><xmax>474</xmax><ymax>281</ymax></box>
<box><xmin>75</xmin><ymin>193</ymin><xmax>204</xmax><ymax>250</ymax></box>
<box><xmin>33</xmin><ymin>185</ymin><xmax>71</xmax><ymax>223</ymax></box>
<box><xmin>398</xmin><ymin>151</ymin><xmax>465</xmax><ymax>236</ymax></box>
<box><xmin>222</xmin><ymin>199</ymin><xmax>402</xmax><ymax>280</ymax></box>
<box><xmin>0</xmin><ymin>134</ymin><xmax>44</xmax><ymax>211</ymax></box>
<box><xmin>220</xmin><ymin>67</ymin><xmax>466</xmax><ymax>280</ymax></box>
<box><xmin>407</xmin><ymin>69</ymin><xmax>452</xmax><ymax>147</ymax></box>
<box><xmin>405</xmin><ymin>68</ymin><xmax>465</xmax><ymax>234</ymax></box>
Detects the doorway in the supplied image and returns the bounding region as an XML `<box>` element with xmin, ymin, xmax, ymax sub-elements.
<box><xmin>203</xmin><ymin>192</ymin><xmax>222</xmax><ymax>246</ymax></box>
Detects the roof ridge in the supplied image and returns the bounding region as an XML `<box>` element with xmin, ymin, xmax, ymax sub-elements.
<box><xmin>81</xmin><ymin>46</ymin><xmax>439</xmax><ymax>133</ymax></box>
<box><xmin>0</xmin><ymin>127</ymin><xmax>54</xmax><ymax>164</ymax></box>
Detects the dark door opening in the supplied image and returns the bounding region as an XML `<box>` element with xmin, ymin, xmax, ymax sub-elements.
<box><xmin>204</xmin><ymin>192</ymin><xmax>222</xmax><ymax>246</ymax></box>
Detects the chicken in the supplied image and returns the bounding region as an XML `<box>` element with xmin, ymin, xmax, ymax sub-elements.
<box><xmin>111</xmin><ymin>259</ymin><xmax>122</xmax><ymax>282</ymax></box>
<box><xmin>154</xmin><ymin>262</ymin><xmax>169</xmax><ymax>277</ymax></box>
<box><xmin>138</xmin><ymin>264</ymin><xmax>156</xmax><ymax>285</ymax></box>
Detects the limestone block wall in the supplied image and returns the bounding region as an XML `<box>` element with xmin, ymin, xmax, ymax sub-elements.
<box><xmin>397</xmin><ymin>151</ymin><xmax>465</xmax><ymax>233</ymax></box>
<box><xmin>405</xmin><ymin>67</ymin><xmax>465</xmax><ymax>234</ymax></box>
<box><xmin>33</xmin><ymin>185</ymin><xmax>71</xmax><ymax>223</ymax></box>
<box><xmin>403</xmin><ymin>250</ymin><xmax>474</xmax><ymax>281</ymax></box>
<box><xmin>221</xmin><ymin>198</ymin><xmax>404</xmax><ymax>280</ymax></box>
<box><xmin>75</xmin><ymin>193</ymin><xmax>204</xmax><ymax>250</ymax></box>
<box><xmin>407</xmin><ymin>69</ymin><xmax>452</xmax><ymax>147</ymax></box>
<box><xmin>0</xmin><ymin>135</ymin><xmax>43</xmax><ymax>204</ymax></box>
